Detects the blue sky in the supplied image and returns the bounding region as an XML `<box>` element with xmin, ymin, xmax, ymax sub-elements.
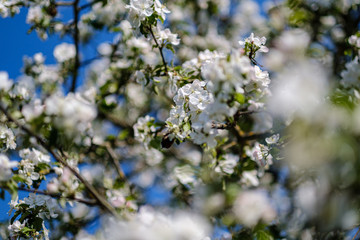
<box><xmin>0</xmin><ymin>10</ymin><xmax>60</xmax><ymax>78</ymax></box>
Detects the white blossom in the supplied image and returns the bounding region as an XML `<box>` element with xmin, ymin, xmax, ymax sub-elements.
<box><xmin>44</xmin><ymin>93</ymin><xmax>97</xmax><ymax>136</ymax></box>
<box><xmin>154</xmin><ymin>0</ymin><xmax>170</xmax><ymax>20</ymax></box>
<box><xmin>154</xmin><ymin>26</ymin><xmax>180</xmax><ymax>45</ymax></box>
<box><xmin>54</xmin><ymin>43</ymin><xmax>76</xmax><ymax>63</ymax></box>
<box><xmin>0</xmin><ymin>154</ymin><xmax>17</xmax><ymax>181</ymax></box>
<box><xmin>134</xmin><ymin>115</ymin><xmax>156</xmax><ymax>149</ymax></box>
<box><xmin>214</xmin><ymin>154</ymin><xmax>238</xmax><ymax>175</ymax></box>
<box><xmin>239</xmin><ymin>33</ymin><xmax>269</xmax><ymax>53</ymax></box>
<box><xmin>104</xmin><ymin>206</ymin><xmax>211</xmax><ymax>240</ymax></box>
<box><xmin>173</xmin><ymin>165</ymin><xmax>196</xmax><ymax>185</ymax></box>
<box><xmin>341</xmin><ymin>57</ymin><xmax>360</xmax><ymax>88</ymax></box>
<box><xmin>24</xmin><ymin>193</ymin><xmax>48</xmax><ymax>208</ymax></box>
<box><xmin>0</xmin><ymin>71</ymin><xmax>13</xmax><ymax>91</ymax></box>
<box><xmin>233</xmin><ymin>190</ymin><xmax>276</xmax><ymax>227</ymax></box>
<box><xmin>8</xmin><ymin>220</ymin><xmax>25</xmax><ymax>237</ymax></box>
<box><xmin>20</xmin><ymin>148</ymin><xmax>50</xmax><ymax>164</ymax></box>
<box><xmin>266</xmin><ymin>134</ymin><xmax>280</xmax><ymax>145</ymax></box>
<box><xmin>0</xmin><ymin>124</ymin><xmax>16</xmax><ymax>151</ymax></box>
<box><xmin>126</xmin><ymin>0</ymin><xmax>154</xmax><ymax>27</ymax></box>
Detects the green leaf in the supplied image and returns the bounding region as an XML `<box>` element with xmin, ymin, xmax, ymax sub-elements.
<box><xmin>183</xmin><ymin>122</ymin><xmax>191</xmax><ymax>131</ymax></box>
<box><xmin>19</xmin><ymin>211</ymin><xmax>31</xmax><ymax>223</ymax></box>
<box><xmin>32</xmin><ymin>217</ymin><xmax>43</xmax><ymax>231</ymax></box>
<box><xmin>234</xmin><ymin>230</ymin><xmax>253</xmax><ymax>240</ymax></box>
<box><xmin>255</xmin><ymin>230</ymin><xmax>274</xmax><ymax>240</ymax></box>
<box><xmin>165</xmin><ymin>44</ymin><xmax>175</xmax><ymax>54</ymax></box>
<box><xmin>234</xmin><ymin>93</ymin><xmax>245</xmax><ymax>104</ymax></box>
<box><xmin>21</xmin><ymin>226</ymin><xmax>34</xmax><ymax>234</ymax></box>
<box><xmin>11</xmin><ymin>211</ymin><xmax>21</xmax><ymax>224</ymax></box>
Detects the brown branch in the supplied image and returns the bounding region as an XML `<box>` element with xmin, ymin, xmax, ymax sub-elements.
<box><xmin>2</xmin><ymin>186</ymin><xmax>97</xmax><ymax>206</ymax></box>
<box><xmin>70</xmin><ymin>0</ymin><xmax>80</xmax><ymax>92</ymax></box>
<box><xmin>0</xmin><ymin>104</ymin><xmax>117</xmax><ymax>217</ymax></box>
<box><xmin>352</xmin><ymin>227</ymin><xmax>360</xmax><ymax>240</ymax></box>
<box><xmin>97</xmin><ymin>109</ymin><xmax>133</xmax><ymax>129</ymax></box>
<box><xmin>104</xmin><ymin>143</ymin><xmax>127</xmax><ymax>181</ymax></box>
<box><xmin>55</xmin><ymin>1</ymin><xmax>74</xmax><ymax>6</ymax></box>
<box><xmin>212</xmin><ymin>110</ymin><xmax>257</xmax><ymax>129</ymax></box>
<box><xmin>148</xmin><ymin>26</ymin><xmax>168</xmax><ymax>74</ymax></box>
<box><xmin>239</xmin><ymin>132</ymin><xmax>272</xmax><ymax>141</ymax></box>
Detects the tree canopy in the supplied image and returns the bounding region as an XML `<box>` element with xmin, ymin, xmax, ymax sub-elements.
<box><xmin>0</xmin><ymin>0</ymin><xmax>360</xmax><ymax>239</ymax></box>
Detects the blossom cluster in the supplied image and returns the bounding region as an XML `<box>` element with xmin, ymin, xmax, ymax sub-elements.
<box><xmin>165</xmin><ymin>36</ymin><xmax>271</xmax><ymax>149</ymax></box>
<box><xmin>126</xmin><ymin>0</ymin><xmax>170</xmax><ymax>27</ymax></box>
<box><xmin>8</xmin><ymin>193</ymin><xmax>59</xmax><ymax>239</ymax></box>
<box><xmin>18</xmin><ymin>148</ymin><xmax>50</xmax><ymax>186</ymax></box>
<box><xmin>104</xmin><ymin>206</ymin><xmax>211</xmax><ymax>240</ymax></box>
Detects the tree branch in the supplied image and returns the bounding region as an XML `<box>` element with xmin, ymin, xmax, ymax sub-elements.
<box><xmin>2</xmin><ymin>186</ymin><xmax>97</xmax><ymax>206</ymax></box>
<box><xmin>0</xmin><ymin>104</ymin><xmax>118</xmax><ymax>217</ymax></box>
<box><xmin>352</xmin><ymin>227</ymin><xmax>360</xmax><ymax>240</ymax></box>
<box><xmin>55</xmin><ymin>1</ymin><xmax>74</xmax><ymax>7</ymax></box>
<box><xmin>212</xmin><ymin>110</ymin><xmax>257</xmax><ymax>129</ymax></box>
<box><xmin>148</xmin><ymin>26</ymin><xmax>168</xmax><ymax>74</ymax></box>
<box><xmin>70</xmin><ymin>0</ymin><xmax>80</xmax><ymax>92</ymax></box>
<box><xmin>104</xmin><ymin>143</ymin><xmax>127</xmax><ymax>181</ymax></box>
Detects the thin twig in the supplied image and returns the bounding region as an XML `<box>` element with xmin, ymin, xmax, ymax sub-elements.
<box><xmin>104</xmin><ymin>143</ymin><xmax>127</xmax><ymax>181</ymax></box>
<box><xmin>148</xmin><ymin>26</ymin><xmax>168</xmax><ymax>74</ymax></box>
<box><xmin>70</xmin><ymin>0</ymin><xmax>80</xmax><ymax>92</ymax></box>
<box><xmin>212</xmin><ymin>110</ymin><xmax>257</xmax><ymax>129</ymax></box>
<box><xmin>352</xmin><ymin>227</ymin><xmax>360</xmax><ymax>240</ymax></box>
<box><xmin>0</xmin><ymin>104</ymin><xmax>117</xmax><ymax>216</ymax></box>
<box><xmin>80</xmin><ymin>56</ymin><xmax>101</xmax><ymax>67</ymax></box>
<box><xmin>2</xmin><ymin>187</ymin><xmax>97</xmax><ymax>206</ymax></box>
<box><xmin>55</xmin><ymin>1</ymin><xmax>74</xmax><ymax>6</ymax></box>
<box><xmin>97</xmin><ymin>109</ymin><xmax>132</xmax><ymax>129</ymax></box>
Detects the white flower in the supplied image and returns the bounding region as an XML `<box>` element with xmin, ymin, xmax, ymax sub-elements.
<box><xmin>22</xmin><ymin>99</ymin><xmax>44</xmax><ymax>121</ymax></box>
<box><xmin>154</xmin><ymin>0</ymin><xmax>170</xmax><ymax>20</ymax></box>
<box><xmin>8</xmin><ymin>196</ymin><xmax>21</xmax><ymax>215</ymax></box>
<box><xmin>20</xmin><ymin>148</ymin><xmax>50</xmax><ymax>164</ymax></box>
<box><xmin>104</xmin><ymin>206</ymin><xmax>211</xmax><ymax>240</ymax></box>
<box><xmin>0</xmin><ymin>154</ymin><xmax>17</xmax><ymax>181</ymax></box>
<box><xmin>341</xmin><ymin>57</ymin><xmax>360</xmax><ymax>88</ymax></box>
<box><xmin>107</xmin><ymin>190</ymin><xmax>126</xmax><ymax>208</ymax></box>
<box><xmin>54</xmin><ymin>43</ymin><xmax>76</xmax><ymax>63</ymax></box>
<box><xmin>269</xmin><ymin>61</ymin><xmax>328</xmax><ymax>120</ymax></box>
<box><xmin>215</xmin><ymin>154</ymin><xmax>238</xmax><ymax>175</ymax></box>
<box><xmin>144</xmin><ymin>148</ymin><xmax>164</xmax><ymax>166</ymax></box>
<box><xmin>349</xmin><ymin>34</ymin><xmax>360</xmax><ymax>48</ymax></box>
<box><xmin>246</xmin><ymin>142</ymin><xmax>273</xmax><ymax>170</ymax></box>
<box><xmin>8</xmin><ymin>220</ymin><xmax>25</xmax><ymax>236</ymax></box>
<box><xmin>45</xmin><ymin>198</ymin><xmax>59</xmax><ymax>218</ymax></box>
<box><xmin>18</xmin><ymin>159</ymin><xmax>39</xmax><ymax>186</ymax></box>
<box><xmin>44</xmin><ymin>93</ymin><xmax>97</xmax><ymax>136</ymax></box>
<box><xmin>239</xmin><ymin>33</ymin><xmax>269</xmax><ymax>53</ymax></box>
<box><xmin>126</xmin><ymin>0</ymin><xmax>154</xmax><ymax>27</ymax></box>
<box><xmin>135</xmin><ymin>70</ymin><xmax>147</xmax><ymax>85</ymax></box>
<box><xmin>24</xmin><ymin>193</ymin><xmax>49</xmax><ymax>208</ymax></box>
<box><xmin>265</xmin><ymin>134</ymin><xmax>280</xmax><ymax>145</ymax></box>
<box><xmin>173</xmin><ymin>165</ymin><xmax>196</xmax><ymax>185</ymax></box>
<box><xmin>12</xmin><ymin>76</ymin><xmax>35</xmax><ymax>100</ymax></box>
<box><xmin>0</xmin><ymin>124</ymin><xmax>16</xmax><ymax>151</ymax></box>
<box><xmin>0</xmin><ymin>71</ymin><xmax>13</xmax><ymax>91</ymax></box>
<box><xmin>154</xmin><ymin>26</ymin><xmax>180</xmax><ymax>45</ymax></box>
<box><xmin>241</xmin><ymin>170</ymin><xmax>259</xmax><ymax>187</ymax></box>
<box><xmin>133</xmin><ymin>115</ymin><xmax>156</xmax><ymax>149</ymax></box>
<box><xmin>37</xmin><ymin>66</ymin><xmax>62</xmax><ymax>84</ymax></box>
<box><xmin>233</xmin><ymin>190</ymin><xmax>276</xmax><ymax>227</ymax></box>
